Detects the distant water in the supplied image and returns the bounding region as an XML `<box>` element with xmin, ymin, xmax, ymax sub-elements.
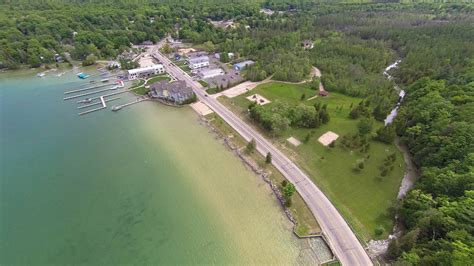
<box><xmin>0</xmin><ymin>69</ymin><xmax>331</xmax><ymax>264</ymax></box>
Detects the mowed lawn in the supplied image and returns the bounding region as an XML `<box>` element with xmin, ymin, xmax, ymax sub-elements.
<box><xmin>220</xmin><ymin>82</ymin><xmax>405</xmax><ymax>241</ymax></box>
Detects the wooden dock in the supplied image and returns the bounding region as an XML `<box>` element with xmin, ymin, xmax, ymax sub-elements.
<box><xmin>112</xmin><ymin>97</ymin><xmax>149</xmax><ymax>111</ymax></box>
<box><xmin>77</xmin><ymin>97</ymin><xmax>121</xmax><ymax>109</ymax></box>
<box><xmin>78</xmin><ymin>96</ymin><xmax>108</xmax><ymax>116</ymax></box>
<box><xmin>65</xmin><ymin>83</ymin><xmax>114</xmax><ymax>94</ymax></box>
<box><xmin>63</xmin><ymin>86</ymin><xmax>119</xmax><ymax>100</ymax></box>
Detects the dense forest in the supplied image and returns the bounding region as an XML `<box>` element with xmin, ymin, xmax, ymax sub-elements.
<box><xmin>1</xmin><ymin>0</ymin><xmax>473</xmax><ymax>264</ymax></box>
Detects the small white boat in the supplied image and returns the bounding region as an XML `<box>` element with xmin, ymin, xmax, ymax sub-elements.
<box><xmin>37</xmin><ymin>73</ymin><xmax>46</xmax><ymax>77</ymax></box>
<box><xmin>111</xmin><ymin>106</ymin><xmax>122</xmax><ymax>111</ymax></box>
<box><xmin>78</xmin><ymin>98</ymin><xmax>93</xmax><ymax>104</ymax></box>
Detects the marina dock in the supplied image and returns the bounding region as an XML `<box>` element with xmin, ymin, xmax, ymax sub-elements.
<box><xmin>77</xmin><ymin>97</ymin><xmax>121</xmax><ymax>109</ymax></box>
<box><xmin>64</xmin><ymin>83</ymin><xmax>114</xmax><ymax>94</ymax></box>
<box><xmin>112</xmin><ymin>97</ymin><xmax>149</xmax><ymax>111</ymax></box>
<box><xmin>63</xmin><ymin>86</ymin><xmax>119</xmax><ymax>100</ymax></box>
<box><xmin>78</xmin><ymin>96</ymin><xmax>108</xmax><ymax>116</ymax></box>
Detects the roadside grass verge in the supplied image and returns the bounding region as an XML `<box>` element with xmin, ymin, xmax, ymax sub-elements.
<box><xmin>198</xmin><ymin>80</ymin><xmax>208</xmax><ymax>87</ymax></box>
<box><xmin>205</xmin><ymin>112</ymin><xmax>321</xmax><ymax>237</ymax></box>
<box><xmin>218</xmin><ymin>81</ymin><xmax>405</xmax><ymax>241</ymax></box>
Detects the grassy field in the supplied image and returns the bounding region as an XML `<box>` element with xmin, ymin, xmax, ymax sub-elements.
<box><xmin>129</xmin><ymin>75</ymin><xmax>171</xmax><ymax>95</ymax></box>
<box><xmin>173</xmin><ymin>59</ymin><xmax>192</xmax><ymax>73</ymax></box>
<box><xmin>206</xmin><ymin>113</ymin><xmax>321</xmax><ymax>237</ymax></box>
<box><xmin>219</xmin><ymin>82</ymin><xmax>405</xmax><ymax>241</ymax></box>
<box><xmin>145</xmin><ymin>74</ymin><xmax>170</xmax><ymax>85</ymax></box>
<box><xmin>198</xmin><ymin>80</ymin><xmax>208</xmax><ymax>87</ymax></box>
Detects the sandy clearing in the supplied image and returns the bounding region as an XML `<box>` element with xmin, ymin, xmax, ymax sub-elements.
<box><xmin>190</xmin><ymin>101</ymin><xmax>214</xmax><ymax>116</ymax></box>
<box><xmin>287</xmin><ymin>137</ymin><xmax>302</xmax><ymax>147</ymax></box>
<box><xmin>318</xmin><ymin>131</ymin><xmax>339</xmax><ymax>146</ymax></box>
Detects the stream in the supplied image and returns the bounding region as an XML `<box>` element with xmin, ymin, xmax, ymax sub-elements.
<box><xmin>367</xmin><ymin>60</ymin><xmax>418</xmax><ymax>259</ymax></box>
<box><xmin>383</xmin><ymin>60</ymin><xmax>405</xmax><ymax>125</ymax></box>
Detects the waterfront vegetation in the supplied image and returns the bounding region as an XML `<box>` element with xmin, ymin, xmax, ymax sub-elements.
<box><xmin>219</xmin><ymin>82</ymin><xmax>405</xmax><ymax>240</ymax></box>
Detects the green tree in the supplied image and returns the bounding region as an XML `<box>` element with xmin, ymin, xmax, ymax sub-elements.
<box><xmin>357</xmin><ymin>118</ymin><xmax>373</xmax><ymax>135</ymax></box>
<box><xmin>246</xmin><ymin>138</ymin><xmax>256</xmax><ymax>153</ymax></box>
<box><xmin>220</xmin><ymin>52</ymin><xmax>230</xmax><ymax>63</ymax></box>
<box><xmin>162</xmin><ymin>43</ymin><xmax>172</xmax><ymax>54</ymax></box>
<box><xmin>375</xmin><ymin>125</ymin><xmax>396</xmax><ymax>144</ymax></box>
<box><xmin>283</xmin><ymin>183</ymin><xmax>296</xmax><ymax>199</ymax></box>
<box><xmin>265</xmin><ymin>152</ymin><xmax>272</xmax><ymax>164</ymax></box>
<box><xmin>82</xmin><ymin>54</ymin><xmax>97</xmax><ymax>66</ymax></box>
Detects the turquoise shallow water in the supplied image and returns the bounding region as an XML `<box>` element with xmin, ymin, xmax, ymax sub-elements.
<box><xmin>0</xmin><ymin>69</ymin><xmax>333</xmax><ymax>264</ymax></box>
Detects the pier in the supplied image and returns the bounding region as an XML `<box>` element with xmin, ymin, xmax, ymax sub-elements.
<box><xmin>89</xmin><ymin>89</ymin><xmax>129</xmax><ymax>100</ymax></box>
<box><xmin>77</xmin><ymin>97</ymin><xmax>121</xmax><ymax>109</ymax></box>
<box><xmin>63</xmin><ymin>86</ymin><xmax>120</xmax><ymax>100</ymax></box>
<box><xmin>112</xmin><ymin>97</ymin><xmax>149</xmax><ymax>111</ymax></box>
<box><xmin>78</xmin><ymin>96</ymin><xmax>108</xmax><ymax>116</ymax></box>
<box><xmin>64</xmin><ymin>83</ymin><xmax>114</xmax><ymax>94</ymax></box>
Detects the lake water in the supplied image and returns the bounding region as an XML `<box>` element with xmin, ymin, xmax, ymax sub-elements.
<box><xmin>0</xmin><ymin>69</ymin><xmax>331</xmax><ymax>264</ymax></box>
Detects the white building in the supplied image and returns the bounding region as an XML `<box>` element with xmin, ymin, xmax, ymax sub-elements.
<box><xmin>198</xmin><ymin>68</ymin><xmax>225</xmax><ymax>80</ymax></box>
<box><xmin>187</xmin><ymin>56</ymin><xmax>209</xmax><ymax>70</ymax></box>
<box><xmin>127</xmin><ymin>64</ymin><xmax>165</xmax><ymax>80</ymax></box>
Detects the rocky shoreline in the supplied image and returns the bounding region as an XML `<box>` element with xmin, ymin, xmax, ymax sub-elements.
<box><xmin>198</xmin><ymin>115</ymin><xmax>338</xmax><ymax>264</ymax></box>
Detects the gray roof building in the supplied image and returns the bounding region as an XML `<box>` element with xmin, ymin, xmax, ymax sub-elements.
<box><xmin>149</xmin><ymin>80</ymin><xmax>195</xmax><ymax>104</ymax></box>
<box><xmin>233</xmin><ymin>60</ymin><xmax>255</xmax><ymax>71</ymax></box>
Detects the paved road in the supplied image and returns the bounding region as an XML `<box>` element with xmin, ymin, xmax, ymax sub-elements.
<box><xmin>151</xmin><ymin>45</ymin><xmax>373</xmax><ymax>266</ymax></box>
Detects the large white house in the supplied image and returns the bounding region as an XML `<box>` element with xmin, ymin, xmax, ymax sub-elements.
<box><xmin>197</xmin><ymin>68</ymin><xmax>225</xmax><ymax>80</ymax></box>
<box><xmin>187</xmin><ymin>56</ymin><xmax>209</xmax><ymax>70</ymax></box>
<box><xmin>127</xmin><ymin>64</ymin><xmax>165</xmax><ymax>80</ymax></box>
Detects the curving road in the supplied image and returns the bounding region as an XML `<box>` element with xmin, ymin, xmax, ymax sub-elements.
<box><xmin>151</xmin><ymin>45</ymin><xmax>372</xmax><ymax>266</ymax></box>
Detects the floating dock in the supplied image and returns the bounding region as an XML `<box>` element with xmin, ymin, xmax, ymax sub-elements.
<box><xmin>63</xmin><ymin>86</ymin><xmax>119</xmax><ymax>100</ymax></box>
<box><xmin>65</xmin><ymin>83</ymin><xmax>115</xmax><ymax>94</ymax></box>
<box><xmin>111</xmin><ymin>97</ymin><xmax>149</xmax><ymax>111</ymax></box>
<box><xmin>78</xmin><ymin>96</ymin><xmax>108</xmax><ymax>116</ymax></box>
<box><xmin>77</xmin><ymin>97</ymin><xmax>121</xmax><ymax>109</ymax></box>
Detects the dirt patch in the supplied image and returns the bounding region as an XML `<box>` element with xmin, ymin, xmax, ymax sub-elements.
<box><xmin>287</xmin><ymin>137</ymin><xmax>302</xmax><ymax>147</ymax></box>
<box><xmin>246</xmin><ymin>94</ymin><xmax>271</xmax><ymax>105</ymax></box>
<box><xmin>190</xmin><ymin>101</ymin><xmax>213</xmax><ymax>116</ymax></box>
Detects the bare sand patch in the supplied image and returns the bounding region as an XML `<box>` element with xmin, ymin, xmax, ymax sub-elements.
<box><xmin>246</xmin><ymin>94</ymin><xmax>271</xmax><ymax>105</ymax></box>
<box><xmin>139</xmin><ymin>55</ymin><xmax>156</xmax><ymax>68</ymax></box>
<box><xmin>190</xmin><ymin>101</ymin><xmax>214</xmax><ymax>116</ymax></box>
<box><xmin>318</xmin><ymin>131</ymin><xmax>339</xmax><ymax>146</ymax></box>
<box><xmin>177</xmin><ymin>48</ymin><xmax>196</xmax><ymax>56</ymax></box>
<box><xmin>287</xmin><ymin>137</ymin><xmax>302</xmax><ymax>147</ymax></box>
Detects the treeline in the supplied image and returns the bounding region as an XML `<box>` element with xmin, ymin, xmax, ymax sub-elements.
<box><xmin>354</xmin><ymin>6</ymin><xmax>474</xmax><ymax>265</ymax></box>
<box><xmin>262</xmin><ymin>2</ymin><xmax>473</xmax><ymax>263</ymax></box>
<box><xmin>0</xmin><ymin>1</ymin><xmax>260</xmax><ymax>69</ymax></box>
<box><xmin>249</xmin><ymin>101</ymin><xmax>330</xmax><ymax>136</ymax></box>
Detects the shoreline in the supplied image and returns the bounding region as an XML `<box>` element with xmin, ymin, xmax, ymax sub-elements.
<box><xmin>197</xmin><ymin>114</ymin><xmax>336</xmax><ymax>263</ymax></box>
<box><xmin>198</xmin><ymin>115</ymin><xmax>332</xmax><ymax>243</ymax></box>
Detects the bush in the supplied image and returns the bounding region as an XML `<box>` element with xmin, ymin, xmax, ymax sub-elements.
<box><xmin>82</xmin><ymin>54</ymin><xmax>97</xmax><ymax>66</ymax></box>
<box><xmin>246</xmin><ymin>138</ymin><xmax>256</xmax><ymax>153</ymax></box>
<box><xmin>375</xmin><ymin>225</ymin><xmax>385</xmax><ymax>236</ymax></box>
